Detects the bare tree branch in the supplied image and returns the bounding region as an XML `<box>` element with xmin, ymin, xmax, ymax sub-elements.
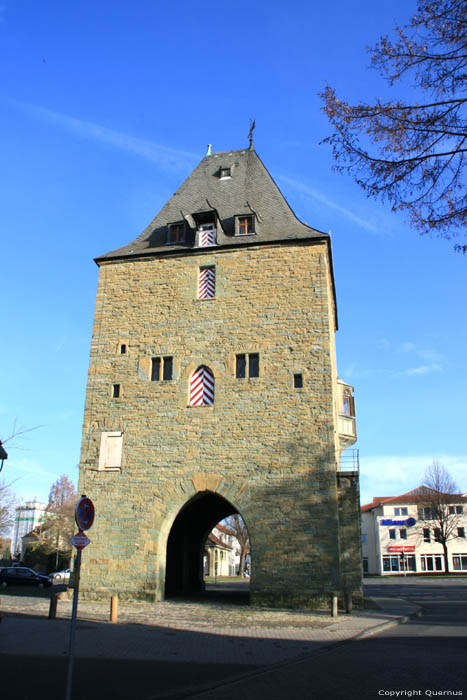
<box><xmin>320</xmin><ymin>0</ymin><xmax>467</xmax><ymax>253</ymax></box>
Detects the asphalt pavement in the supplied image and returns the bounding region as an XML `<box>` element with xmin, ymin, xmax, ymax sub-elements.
<box><xmin>0</xmin><ymin>582</ymin><xmax>420</xmax><ymax>700</ymax></box>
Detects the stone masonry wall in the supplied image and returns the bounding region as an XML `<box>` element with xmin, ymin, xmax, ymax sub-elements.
<box><xmin>78</xmin><ymin>240</ymin><xmax>352</xmax><ymax>605</ymax></box>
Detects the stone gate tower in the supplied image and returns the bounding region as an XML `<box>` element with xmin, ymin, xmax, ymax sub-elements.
<box><xmin>78</xmin><ymin>144</ymin><xmax>361</xmax><ymax>607</ymax></box>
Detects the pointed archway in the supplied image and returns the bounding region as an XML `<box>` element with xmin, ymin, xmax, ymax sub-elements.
<box><xmin>165</xmin><ymin>491</ymin><xmax>237</xmax><ymax>598</ymax></box>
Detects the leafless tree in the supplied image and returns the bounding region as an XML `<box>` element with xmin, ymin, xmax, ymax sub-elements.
<box><xmin>417</xmin><ymin>459</ymin><xmax>465</xmax><ymax>573</ymax></box>
<box><xmin>321</xmin><ymin>0</ymin><xmax>467</xmax><ymax>252</ymax></box>
<box><xmin>0</xmin><ymin>479</ymin><xmax>17</xmax><ymax>537</ymax></box>
<box><xmin>222</xmin><ymin>514</ymin><xmax>250</xmax><ymax>576</ymax></box>
<box><xmin>42</xmin><ymin>475</ymin><xmax>77</xmax><ymax>566</ymax></box>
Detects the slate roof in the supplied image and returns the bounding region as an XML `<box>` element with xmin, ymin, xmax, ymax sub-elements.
<box><xmin>96</xmin><ymin>147</ymin><xmax>327</xmax><ymax>262</ymax></box>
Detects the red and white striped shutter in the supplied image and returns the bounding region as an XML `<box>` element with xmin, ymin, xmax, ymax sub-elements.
<box><xmin>199</xmin><ymin>267</ymin><xmax>215</xmax><ymax>299</ymax></box>
<box><xmin>199</xmin><ymin>229</ymin><xmax>216</xmax><ymax>247</ymax></box>
<box><xmin>190</xmin><ymin>366</ymin><xmax>215</xmax><ymax>406</ymax></box>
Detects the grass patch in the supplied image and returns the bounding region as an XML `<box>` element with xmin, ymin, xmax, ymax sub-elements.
<box><xmin>204</xmin><ymin>576</ymin><xmax>248</xmax><ymax>583</ymax></box>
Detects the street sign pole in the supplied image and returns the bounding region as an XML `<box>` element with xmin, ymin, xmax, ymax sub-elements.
<box><xmin>65</xmin><ymin>495</ymin><xmax>94</xmax><ymax>700</ymax></box>
<box><xmin>65</xmin><ymin>547</ymin><xmax>82</xmax><ymax>700</ymax></box>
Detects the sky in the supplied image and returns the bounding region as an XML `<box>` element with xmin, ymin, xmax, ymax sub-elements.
<box><xmin>1</xmin><ymin>0</ymin><xmax>466</xmax><ymax>511</ymax></box>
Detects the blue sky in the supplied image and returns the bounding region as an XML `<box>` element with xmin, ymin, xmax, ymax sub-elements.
<box><xmin>1</xmin><ymin>0</ymin><xmax>465</xmax><ymax>508</ymax></box>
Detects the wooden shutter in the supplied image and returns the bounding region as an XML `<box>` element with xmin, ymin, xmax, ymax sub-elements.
<box><xmin>199</xmin><ymin>228</ymin><xmax>216</xmax><ymax>247</ymax></box>
<box><xmin>199</xmin><ymin>267</ymin><xmax>215</xmax><ymax>299</ymax></box>
<box><xmin>190</xmin><ymin>366</ymin><xmax>214</xmax><ymax>406</ymax></box>
<box><xmin>98</xmin><ymin>431</ymin><xmax>123</xmax><ymax>470</ymax></box>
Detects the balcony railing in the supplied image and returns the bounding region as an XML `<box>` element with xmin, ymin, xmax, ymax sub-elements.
<box><xmin>339</xmin><ymin>449</ymin><xmax>359</xmax><ymax>473</ymax></box>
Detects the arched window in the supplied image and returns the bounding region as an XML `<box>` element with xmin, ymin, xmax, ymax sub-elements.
<box><xmin>190</xmin><ymin>366</ymin><xmax>214</xmax><ymax>406</ymax></box>
<box><xmin>199</xmin><ymin>266</ymin><xmax>215</xmax><ymax>299</ymax></box>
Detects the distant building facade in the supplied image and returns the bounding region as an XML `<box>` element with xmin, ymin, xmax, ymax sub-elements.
<box><xmin>203</xmin><ymin>530</ymin><xmax>232</xmax><ymax>577</ymax></box>
<box><xmin>11</xmin><ymin>500</ymin><xmax>46</xmax><ymax>558</ymax></box>
<box><xmin>362</xmin><ymin>488</ymin><xmax>467</xmax><ymax>575</ymax></box>
<box><xmin>77</xmin><ymin>143</ymin><xmax>360</xmax><ymax>607</ymax></box>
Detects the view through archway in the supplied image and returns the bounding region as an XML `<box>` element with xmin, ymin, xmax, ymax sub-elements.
<box><xmin>164</xmin><ymin>491</ymin><xmax>250</xmax><ymax>602</ymax></box>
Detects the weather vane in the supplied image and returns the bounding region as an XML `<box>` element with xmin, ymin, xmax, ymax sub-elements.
<box><xmin>248</xmin><ymin>118</ymin><xmax>256</xmax><ymax>149</ymax></box>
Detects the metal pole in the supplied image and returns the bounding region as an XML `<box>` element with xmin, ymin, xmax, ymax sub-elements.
<box><xmin>65</xmin><ymin>548</ymin><xmax>82</xmax><ymax>700</ymax></box>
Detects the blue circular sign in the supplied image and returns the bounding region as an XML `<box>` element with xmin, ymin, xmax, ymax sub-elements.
<box><xmin>405</xmin><ymin>517</ymin><xmax>416</xmax><ymax>527</ymax></box>
<box><xmin>75</xmin><ymin>496</ymin><xmax>95</xmax><ymax>531</ymax></box>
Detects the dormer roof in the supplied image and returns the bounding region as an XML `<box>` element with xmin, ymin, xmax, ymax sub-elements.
<box><xmin>96</xmin><ymin>147</ymin><xmax>327</xmax><ymax>262</ymax></box>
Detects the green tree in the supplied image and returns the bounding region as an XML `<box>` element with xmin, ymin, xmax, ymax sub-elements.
<box><xmin>321</xmin><ymin>0</ymin><xmax>467</xmax><ymax>252</ymax></box>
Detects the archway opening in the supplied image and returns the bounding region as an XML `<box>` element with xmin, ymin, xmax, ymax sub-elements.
<box><xmin>165</xmin><ymin>491</ymin><xmax>249</xmax><ymax>602</ymax></box>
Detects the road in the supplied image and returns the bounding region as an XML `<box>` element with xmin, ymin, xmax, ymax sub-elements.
<box><xmin>180</xmin><ymin>577</ymin><xmax>467</xmax><ymax>700</ymax></box>
<box><xmin>1</xmin><ymin>577</ymin><xmax>466</xmax><ymax>699</ymax></box>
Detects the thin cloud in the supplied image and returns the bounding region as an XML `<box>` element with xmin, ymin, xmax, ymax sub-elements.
<box><xmin>359</xmin><ymin>454</ymin><xmax>467</xmax><ymax>505</ymax></box>
<box><xmin>277</xmin><ymin>175</ymin><xmax>381</xmax><ymax>234</ymax></box>
<box><xmin>394</xmin><ymin>364</ymin><xmax>442</xmax><ymax>377</ymax></box>
<box><xmin>5</xmin><ymin>98</ymin><xmax>199</xmax><ymax>172</ymax></box>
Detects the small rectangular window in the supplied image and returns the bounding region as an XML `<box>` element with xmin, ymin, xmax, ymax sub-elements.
<box><xmin>457</xmin><ymin>527</ymin><xmax>465</xmax><ymax>538</ymax></box>
<box><xmin>220</xmin><ymin>168</ymin><xmax>231</xmax><ymax>178</ymax></box>
<box><xmin>434</xmin><ymin>528</ymin><xmax>442</xmax><ymax>542</ymax></box>
<box><xmin>395</xmin><ymin>507</ymin><xmax>408</xmax><ymax>516</ymax></box>
<box><xmin>163</xmin><ymin>356</ymin><xmax>173</xmax><ymax>381</ymax></box>
<box><xmin>112</xmin><ymin>384</ymin><xmax>120</xmax><ymax>398</ymax></box>
<box><xmin>449</xmin><ymin>505</ymin><xmax>464</xmax><ymax>515</ymax></box>
<box><xmin>236</xmin><ymin>353</ymin><xmax>259</xmax><ymax>378</ymax></box>
<box><xmin>294</xmin><ymin>373</ymin><xmax>303</xmax><ymax>388</ymax></box>
<box><xmin>236</xmin><ymin>215</ymin><xmax>255</xmax><ymax>235</ymax></box>
<box><xmin>389</xmin><ymin>529</ymin><xmax>396</xmax><ymax>540</ymax></box>
<box><xmin>167</xmin><ymin>223</ymin><xmax>185</xmax><ymax>244</ymax></box>
<box><xmin>120</xmin><ymin>344</ymin><xmax>127</xmax><ymax>355</ymax></box>
<box><xmin>423</xmin><ymin>528</ymin><xmax>431</xmax><ymax>543</ymax></box>
<box><xmin>152</xmin><ymin>357</ymin><xmax>173</xmax><ymax>381</ymax></box>
<box><xmin>399</xmin><ymin>529</ymin><xmax>407</xmax><ymax>540</ymax></box>
<box><xmin>249</xmin><ymin>353</ymin><xmax>259</xmax><ymax>378</ymax></box>
<box><xmin>236</xmin><ymin>354</ymin><xmax>246</xmax><ymax>379</ymax></box>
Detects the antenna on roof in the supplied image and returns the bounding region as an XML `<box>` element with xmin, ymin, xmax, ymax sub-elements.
<box><xmin>248</xmin><ymin>119</ymin><xmax>256</xmax><ymax>149</ymax></box>
<box><xmin>206</xmin><ymin>144</ymin><xmax>212</xmax><ymax>156</ymax></box>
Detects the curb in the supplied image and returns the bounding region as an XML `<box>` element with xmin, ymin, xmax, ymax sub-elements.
<box><xmin>353</xmin><ymin>605</ymin><xmax>423</xmax><ymax>639</ymax></box>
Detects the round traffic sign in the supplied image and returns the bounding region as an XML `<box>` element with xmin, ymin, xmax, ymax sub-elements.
<box><xmin>75</xmin><ymin>496</ymin><xmax>95</xmax><ymax>531</ymax></box>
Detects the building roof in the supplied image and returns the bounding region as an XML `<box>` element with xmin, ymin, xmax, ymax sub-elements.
<box><xmin>361</xmin><ymin>486</ymin><xmax>467</xmax><ymax>512</ymax></box>
<box><xmin>215</xmin><ymin>523</ymin><xmax>237</xmax><ymax>538</ymax></box>
<box><xmin>205</xmin><ymin>532</ymin><xmax>232</xmax><ymax>550</ymax></box>
<box><xmin>96</xmin><ymin>147</ymin><xmax>327</xmax><ymax>263</ymax></box>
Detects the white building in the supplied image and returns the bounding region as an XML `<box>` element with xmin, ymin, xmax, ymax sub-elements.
<box><xmin>362</xmin><ymin>487</ymin><xmax>467</xmax><ymax>575</ymax></box>
<box><xmin>11</xmin><ymin>500</ymin><xmax>46</xmax><ymax>558</ymax></box>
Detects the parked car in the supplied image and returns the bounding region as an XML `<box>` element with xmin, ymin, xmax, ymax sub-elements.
<box><xmin>51</xmin><ymin>568</ymin><xmax>70</xmax><ymax>581</ymax></box>
<box><xmin>0</xmin><ymin>566</ymin><xmax>52</xmax><ymax>588</ymax></box>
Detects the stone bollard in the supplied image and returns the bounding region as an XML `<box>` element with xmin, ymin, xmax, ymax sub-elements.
<box><xmin>344</xmin><ymin>591</ymin><xmax>353</xmax><ymax>614</ymax></box>
<box><xmin>331</xmin><ymin>593</ymin><xmax>338</xmax><ymax>617</ymax></box>
<box><xmin>110</xmin><ymin>595</ymin><xmax>118</xmax><ymax>623</ymax></box>
<box><xmin>48</xmin><ymin>594</ymin><xmax>58</xmax><ymax>620</ymax></box>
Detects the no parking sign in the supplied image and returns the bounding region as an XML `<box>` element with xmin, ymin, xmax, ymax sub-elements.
<box><xmin>75</xmin><ymin>496</ymin><xmax>95</xmax><ymax>531</ymax></box>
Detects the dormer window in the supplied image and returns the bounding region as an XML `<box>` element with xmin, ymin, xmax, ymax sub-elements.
<box><xmin>167</xmin><ymin>223</ymin><xmax>185</xmax><ymax>245</ymax></box>
<box><xmin>236</xmin><ymin>215</ymin><xmax>255</xmax><ymax>236</ymax></box>
<box><xmin>220</xmin><ymin>168</ymin><xmax>231</xmax><ymax>179</ymax></box>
